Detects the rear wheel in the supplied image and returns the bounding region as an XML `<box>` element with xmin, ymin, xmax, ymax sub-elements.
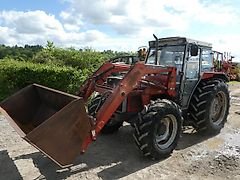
<box><xmin>133</xmin><ymin>99</ymin><xmax>182</xmax><ymax>159</ymax></box>
<box><xmin>88</xmin><ymin>95</ymin><xmax>123</xmax><ymax>134</ymax></box>
<box><xmin>189</xmin><ymin>79</ymin><xmax>230</xmax><ymax>134</ymax></box>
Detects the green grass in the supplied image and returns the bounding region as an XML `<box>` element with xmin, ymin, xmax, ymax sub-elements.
<box><xmin>228</xmin><ymin>81</ymin><xmax>240</xmax><ymax>84</ymax></box>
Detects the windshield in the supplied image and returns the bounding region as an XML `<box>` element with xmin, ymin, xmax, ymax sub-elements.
<box><xmin>146</xmin><ymin>45</ymin><xmax>185</xmax><ymax>66</ymax></box>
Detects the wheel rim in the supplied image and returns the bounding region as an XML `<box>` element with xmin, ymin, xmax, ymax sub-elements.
<box><xmin>154</xmin><ymin>114</ymin><xmax>178</xmax><ymax>149</ymax></box>
<box><xmin>209</xmin><ymin>91</ymin><xmax>227</xmax><ymax>125</ymax></box>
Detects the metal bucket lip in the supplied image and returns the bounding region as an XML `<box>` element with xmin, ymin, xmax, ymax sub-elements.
<box><xmin>0</xmin><ymin>83</ymin><xmax>81</xmax><ymax>104</ymax></box>
<box><xmin>31</xmin><ymin>83</ymin><xmax>81</xmax><ymax>99</ymax></box>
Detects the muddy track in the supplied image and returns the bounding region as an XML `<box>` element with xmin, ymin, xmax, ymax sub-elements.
<box><xmin>1</xmin><ymin>83</ymin><xmax>240</xmax><ymax>180</ymax></box>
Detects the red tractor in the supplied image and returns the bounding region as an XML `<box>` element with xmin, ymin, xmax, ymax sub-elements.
<box><xmin>0</xmin><ymin>36</ymin><xmax>230</xmax><ymax>167</ymax></box>
<box><xmin>213</xmin><ymin>51</ymin><xmax>240</xmax><ymax>81</ymax></box>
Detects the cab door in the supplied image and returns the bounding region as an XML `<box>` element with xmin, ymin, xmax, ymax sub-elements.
<box><xmin>182</xmin><ymin>47</ymin><xmax>201</xmax><ymax>108</ymax></box>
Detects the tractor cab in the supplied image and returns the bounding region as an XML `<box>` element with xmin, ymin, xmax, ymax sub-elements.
<box><xmin>145</xmin><ymin>37</ymin><xmax>214</xmax><ymax>108</ymax></box>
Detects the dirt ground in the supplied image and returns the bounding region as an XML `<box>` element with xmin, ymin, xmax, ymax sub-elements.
<box><xmin>1</xmin><ymin>82</ymin><xmax>240</xmax><ymax>180</ymax></box>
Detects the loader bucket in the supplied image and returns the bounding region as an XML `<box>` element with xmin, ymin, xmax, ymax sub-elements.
<box><xmin>0</xmin><ymin>84</ymin><xmax>91</xmax><ymax>168</ymax></box>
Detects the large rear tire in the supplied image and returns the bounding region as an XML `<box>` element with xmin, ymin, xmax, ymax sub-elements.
<box><xmin>133</xmin><ymin>99</ymin><xmax>182</xmax><ymax>159</ymax></box>
<box><xmin>189</xmin><ymin>79</ymin><xmax>230</xmax><ymax>134</ymax></box>
<box><xmin>88</xmin><ymin>95</ymin><xmax>123</xmax><ymax>134</ymax></box>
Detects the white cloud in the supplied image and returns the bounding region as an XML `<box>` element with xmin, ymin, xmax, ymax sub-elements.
<box><xmin>0</xmin><ymin>10</ymin><xmax>110</xmax><ymax>48</ymax></box>
<box><xmin>56</xmin><ymin>0</ymin><xmax>240</xmax><ymax>56</ymax></box>
<box><xmin>0</xmin><ymin>0</ymin><xmax>239</xmax><ymax>59</ymax></box>
<box><xmin>60</xmin><ymin>10</ymin><xmax>83</xmax><ymax>32</ymax></box>
<box><xmin>61</xmin><ymin>0</ymin><xmax>238</xmax><ymax>36</ymax></box>
<box><xmin>61</xmin><ymin>0</ymin><xmax>190</xmax><ymax>35</ymax></box>
<box><xmin>0</xmin><ymin>10</ymin><xmax>66</xmax><ymax>45</ymax></box>
<box><xmin>207</xmin><ymin>35</ymin><xmax>240</xmax><ymax>61</ymax></box>
<box><xmin>0</xmin><ymin>11</ymin><xmax>64</xmax><ymax>34</ymax></box>
<box><xmin>0</xmin><ymin>26</ymin><xmax>17</xmax><ymax>44</ymax></box>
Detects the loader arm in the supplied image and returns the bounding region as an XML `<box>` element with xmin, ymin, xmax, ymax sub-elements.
<box><xmin>81</xmin><ymin>63</ymin><xmax>177</xmax><ymax>151</ymax></box>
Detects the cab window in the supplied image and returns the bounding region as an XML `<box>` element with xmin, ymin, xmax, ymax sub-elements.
<box><xmin>186</xmin><ymin>48</ymin><xmax>200</xmax><ymax>79</ymax></box>
<box><xmin>201</xmin><ymin>49</ymin><xmax>213</xmax><ymax>71</ymax></box>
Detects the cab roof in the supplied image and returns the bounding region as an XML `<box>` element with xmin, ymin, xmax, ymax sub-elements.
<box><xmin>149</xmin><ymin>37</ymin><xmax>212</xmax><ymax>48</ymax></box>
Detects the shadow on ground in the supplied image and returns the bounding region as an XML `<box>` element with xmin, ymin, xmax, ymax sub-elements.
<box><xmin>0</xmin><ymin>150</ymin><xmax>23</xmax><ymax>180</ymax></box>
<box><xmin>176</xmin><ymin>127</ymin><xmax>215</xmax><ymax>150</ymax></box>
<box><xmin>14</xmin><ymin>125</ymin><xmax>217</xmax><ymax>180</ymax></box>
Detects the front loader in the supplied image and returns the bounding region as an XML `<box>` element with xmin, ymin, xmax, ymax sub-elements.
<box><xmin>0</xmin><ymin>36</ymin><xmax>230</xmax><ymax>167</ymax></box>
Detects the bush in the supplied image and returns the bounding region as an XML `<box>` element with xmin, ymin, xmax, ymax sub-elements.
<box><xmin>32</xmin><ymin>43</ymin><xmax>107</xmax><ymax>71</ymax></box>
<box><xmin>0</xmin><ymin>59</ymin><xmax>88</xmax><ymax>101</ymax></box>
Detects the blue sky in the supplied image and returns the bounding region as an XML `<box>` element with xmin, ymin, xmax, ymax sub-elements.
<box><xmin>0</xmin><ymin>0</ymin><xmax>240</xmax><ymax>60</ymax></box>
<box><xmin>0</xmin><ymin>0</ymin><xmax>66</xmax><ymax>15</ymax></box>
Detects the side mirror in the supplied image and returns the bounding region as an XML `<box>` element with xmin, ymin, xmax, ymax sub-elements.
<box><xmin>190</xmin><ymin>44</ymin><xmax>198</xmax><ymax>56</ymax></box>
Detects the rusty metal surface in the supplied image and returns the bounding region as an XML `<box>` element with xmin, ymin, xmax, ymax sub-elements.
<box><xmin>0</xmin><ymin>84</ymin><xmax>91</xmax><ymax>167</ymax></box>
<box><xmin>25</xmin><ymin>99</ymin><xmax>91</xmax><ymax>167</ymax></box>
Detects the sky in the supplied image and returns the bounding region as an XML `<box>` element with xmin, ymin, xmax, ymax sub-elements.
<box><xmin>0</xmin><ymin>0</ymin><xmax>240</xmax><ymax>60</ymax></box>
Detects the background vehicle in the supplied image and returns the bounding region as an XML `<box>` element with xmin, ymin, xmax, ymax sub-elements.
<box><xmin>213</xmin><ymin>51</ymin><xmax>240</xmax><ymax>81</ymax></box>
<box><xmin>0</xmin><ymin>36</ymin><xmax>230</xmax><ymax>168</ymax></box>
<box><xmin>109</xmin><ymin>55</ymin><xmax>139</xmax><ymax>64</ymax></box>
<box><xmin>109</xmin><ymin>46</ymin><xmax>148</xmax><ymax>65</ymax></box>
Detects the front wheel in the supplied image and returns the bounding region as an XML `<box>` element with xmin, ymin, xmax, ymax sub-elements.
<box><xmin>133</xmin><ymin>99</ymin><xmax>182</xmax><ymax>159</ymax></box>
